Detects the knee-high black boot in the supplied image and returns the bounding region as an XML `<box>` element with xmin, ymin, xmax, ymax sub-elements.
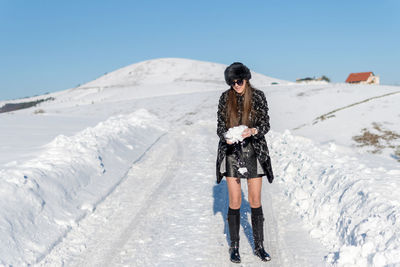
<box><xmin>251</xmin><ymin>207</ymin><xmax>271</xmax><ymax>262</ymax></box>
<box><xmin>227</xmin><ymin>208</ymin><xmax>241</xmax><ymax>263</ymax></box>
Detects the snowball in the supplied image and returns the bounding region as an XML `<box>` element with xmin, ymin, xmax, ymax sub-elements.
<box><xmin>238</xmin><ymin>167</ymin><xmax>248</xmax><ymax>175</ymax></box>
<box><xmin>224</xmin><ymin>125</ymin><xmax>248</xmax><ymax>143</ymax></box>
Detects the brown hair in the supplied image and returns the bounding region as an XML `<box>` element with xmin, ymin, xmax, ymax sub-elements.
<box><xmin>226</xmin><ymin>81</ymin><xmax>255</xmax><ymax>128</ymax></box>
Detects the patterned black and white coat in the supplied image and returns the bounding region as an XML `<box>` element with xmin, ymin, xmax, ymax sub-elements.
<box><xmin>216</xmin><ymin>88</ymin><xmax>274</xmax><ymax>184</ymax></box>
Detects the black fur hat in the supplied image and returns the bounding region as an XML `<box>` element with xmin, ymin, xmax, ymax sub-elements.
<box><xmin>224</xmin><ymin>62</ymin><xmax>252</xmax><ymax>86</ymax></box>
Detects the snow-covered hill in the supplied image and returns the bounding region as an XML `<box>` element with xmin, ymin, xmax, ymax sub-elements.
<box><xmin>0</xmin><ymin>58</ymin><xmax>399</xmax><ymax>266</ymax></box>
<box><xmin>78</xmin><ymin>57</ymin><xmax>287</xmax><ymax>88</ymax></box>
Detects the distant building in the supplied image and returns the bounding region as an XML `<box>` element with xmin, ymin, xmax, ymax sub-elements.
<box><xmin>345</xmin><ymin>72</ymin><xmax>380</xmax><ymax>84</ymax></box>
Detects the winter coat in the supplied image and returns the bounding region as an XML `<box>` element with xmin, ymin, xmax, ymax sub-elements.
<box><xmin>216</xmin><ymin>88</ymin><xmax>274</xmax><ymax>184</ymax></box>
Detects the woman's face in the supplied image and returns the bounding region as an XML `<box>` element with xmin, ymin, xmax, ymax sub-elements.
<box><xmin>232</xmin><ymin>79</ymin><xmax>247</xmax><ymax>95</ymax></box>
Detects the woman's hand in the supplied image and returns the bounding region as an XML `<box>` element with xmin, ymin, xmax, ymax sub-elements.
<box><xmin>242</xmin><ymin>128</ymin><xmax>257</xmax><ymax>139</ymax></box>
<box><xmin>226</xmin><ymin>140</ymin><xmax>233</xmax><ymax>145</ymax></box>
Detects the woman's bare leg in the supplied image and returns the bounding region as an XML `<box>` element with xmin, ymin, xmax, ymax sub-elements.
<box><xmin>226</xmin><ymin>177</ymin><xmax>242</xmax><ymax>209</ymax></box>
<box><xmin>247</xmin><ymin>177</ymin><xmax>262</xmax><ymax>208</ymax></box>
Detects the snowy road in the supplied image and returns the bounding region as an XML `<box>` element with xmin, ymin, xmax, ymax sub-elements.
<box><xmin>3</xmin><ymin>59</ymin><xmax>400</xmax><ymax>266</ymax></box>
<box><xmin>39</xmin><ymin>114</ymin><xmax>328</xmax><ymax>266</ymax></box>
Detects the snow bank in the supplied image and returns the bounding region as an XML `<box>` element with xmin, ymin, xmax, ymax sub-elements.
<box><xmin>269</xmin><ymin>130</ymin><xmax>400</xmax><ymax>266</ymax></box>
<box><xmin>0</xmin><ymin>109</ymin><xmax>165</xmax><ymax>266</ymax></box>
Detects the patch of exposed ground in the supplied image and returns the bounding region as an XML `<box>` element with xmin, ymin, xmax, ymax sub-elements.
<box><xmin>352</xmin><ymin>122</ymin><xmax>400</xmax><ymax>161</ymax></box>
<box><xmin>0</xmin><ymin>97</ymin><xmax>55</xmax><ymax>113</ymax></box>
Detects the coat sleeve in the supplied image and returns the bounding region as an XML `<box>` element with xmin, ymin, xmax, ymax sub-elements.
<box><xmin>217</xmin><ymin>92</ymin><xmax>228</xmax><ymax>142</ymax></box>
<box><xmin>253</xmin><ymin>90</ymin><xmax>271</xmax><ymax>139</ymax></box>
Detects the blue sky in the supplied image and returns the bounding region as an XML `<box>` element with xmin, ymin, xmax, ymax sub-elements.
<box><xmin>0</xmin><ymin>0</ymin><xmax>399</xmax><ymax>100</ymax></box>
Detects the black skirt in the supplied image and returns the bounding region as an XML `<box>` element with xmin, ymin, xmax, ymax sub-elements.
<box><xmin>225</xmin><ymin>137</ymin><xmax>264</xmax><ymax>179</ymax></box>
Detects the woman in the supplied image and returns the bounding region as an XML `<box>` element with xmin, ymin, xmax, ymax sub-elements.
<box><xmin>216</xmin><ymin>62</ymin><xmax>274</xmax><ymax>263</ymax></box>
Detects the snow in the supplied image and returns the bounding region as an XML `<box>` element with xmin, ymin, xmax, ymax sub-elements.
<box><xmin>77</xmin><ymin>57</ymin><xmax>287</xmax><ymax>90</ymax></box>
<box><xmin>269</xmin><ymin>130</ymin><xmax>400</xmax><ymax>266</ymax></box>
<box><xmin>0</xmin><ymin>109</ymin><xmax>165</xmax><ymax>265</ymax></box>
<box><xmin>224</xmin><ymin>125</ymin><xmax>248</xmax><ymax>143</ymax></box>
<box><xmin>0</xmin><ymin>58</ymin><xmax>399</xmax><ymax>266</ymax></box>
<box><xmin>238</xmin><ymin>167</ymin><xmax>248</xmax><ymax>175</ymax></box>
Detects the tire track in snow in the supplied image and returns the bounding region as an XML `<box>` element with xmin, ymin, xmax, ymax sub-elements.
<box><xmin>78</xmin><ymin>133</ymin><xmax>184</xmax><ymax>267</ymax></box>
<box><xmin>98</xmin><ymin>135</ymin><xmax>184</xmax><ymax>266</ymax></box>
<box><xmin>263</xmin><ymin>184</ymin><xmax>284</xmax><ymax>266</ymax></box>
<box><xmin>108</xmin><ymin>126</ymin><xmax>214</xmax><ymax>266</ymax></box>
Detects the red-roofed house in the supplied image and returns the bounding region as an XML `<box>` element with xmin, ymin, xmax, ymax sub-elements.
<box><xmin>345</xmin><ymin>72</ymin><xmax>380</xmax><ymax>84</ymax></box>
